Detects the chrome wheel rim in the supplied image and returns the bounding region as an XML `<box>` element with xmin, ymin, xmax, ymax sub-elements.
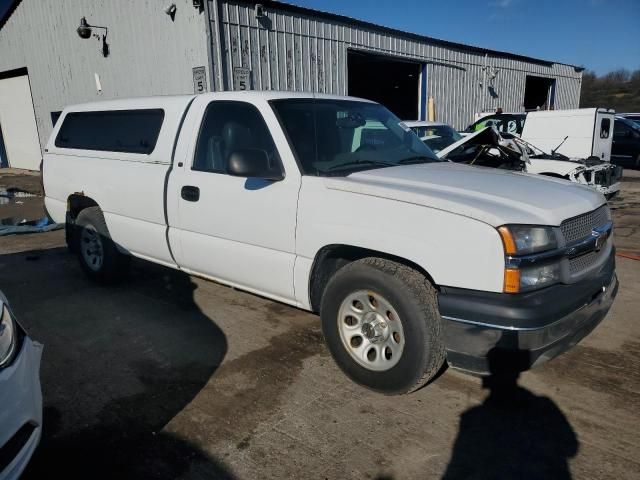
<box><xmin>337</xmin><ymin>290</ymin><xmax>405</xmax><ymax>372</ymax></box>
<box><xmin>80</xmin><ymin>225</ymin><xmax>104</xmax><ymax>271</ymax></box>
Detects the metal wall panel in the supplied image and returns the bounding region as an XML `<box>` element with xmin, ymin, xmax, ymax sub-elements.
<box><xmin>0</xmin><ymin>0</ymin><xmax>210</xmax><ymax>152</ymax></box>
<box><xmin>0</xmin><ymin>0</ymin><xmax>584</xmax><ymax>152</ymax></box>
<box><xmin>211</xmin><ymin>0</ymin><xmax>583</xmax><ymax>129</ymax></box>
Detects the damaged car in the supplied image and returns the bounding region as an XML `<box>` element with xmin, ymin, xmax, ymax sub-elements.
<box><xmin>404</xmin><ymin>121</ymin><xmax>463</xmax><ymax>155</ymax></box>
<box><xmin>435</xmin><ymin>126</ymin><xmax>622</xmax><ymax>198</ymax></box>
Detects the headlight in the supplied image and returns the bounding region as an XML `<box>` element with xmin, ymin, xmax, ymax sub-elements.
<box><xmin>0</xmin><ymin>303</ymin><xmax>17</xmax><ymax>368</ymax></box>
<box><xmin>503</xmin><ymin>263</ymin><xmax>561</xmax><ymax>293</ymax></box>
<box><xmin>519</xmin><ymin>263</ymin><xmax>561</xmax><ymax>291</ymax></box>
<box><xmin>498</xmin><ymin>225</ymin><xmax>557</xmax><ymax>255</ymax></box>
<box><xmin>498</xmin><ymin>225</ymin><xmax>561</xmax><ymax>293</ymax></box>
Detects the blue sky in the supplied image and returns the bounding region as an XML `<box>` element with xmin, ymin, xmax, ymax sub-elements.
<box><xmin>289</xmin><ymin>0</ymin><xmax>640</xmax><ymax>75</ymax></box>
<box><xmin>1</xmin><ymin>0</ymin><xmax>638</xmax><ymax>74</ymax></box>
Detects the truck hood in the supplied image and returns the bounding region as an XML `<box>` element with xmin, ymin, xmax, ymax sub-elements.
<box><xmin>324</xmin><ymin>162</ymin><xmax>605</xmax><ymax>227</ymax></box>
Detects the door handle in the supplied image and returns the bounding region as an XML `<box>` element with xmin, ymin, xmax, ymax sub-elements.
<box><xmin>181</xmin><ymin>185</ymin><xmax>200</xmax><ymax>202</ymax></box>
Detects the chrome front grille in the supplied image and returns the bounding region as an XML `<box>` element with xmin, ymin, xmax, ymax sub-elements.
<box><xmin>569</xmin><ymin>251</ymin><xmax>599</xmax><ymax>274</ymax></box>
<box><xmin>560</xmin><ymin>205</ymin><xmax>610</xmax><ymax>244</ymax></box>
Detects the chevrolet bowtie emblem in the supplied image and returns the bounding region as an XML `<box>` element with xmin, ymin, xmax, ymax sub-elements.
<box><xmin>592</xmin><ymin>229</ymin><xmax>609</xmax><ymax>252</ymax></box>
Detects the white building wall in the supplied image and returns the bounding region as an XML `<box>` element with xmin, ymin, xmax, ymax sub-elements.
<box><xmin>0</xmin><ymin>0</ymin><xmax>210</xmax><ymax>153</ymax></box>
<box><xmin>0</xmin><ymin>0</ymin><xmax>584</xmax><ymax>154</ymax></box>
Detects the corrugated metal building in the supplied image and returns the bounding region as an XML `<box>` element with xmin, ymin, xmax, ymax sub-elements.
<box><xmin>0</xmin><ymin>0</ymin><xmax>583</xmax><ymax>169</ymax></box>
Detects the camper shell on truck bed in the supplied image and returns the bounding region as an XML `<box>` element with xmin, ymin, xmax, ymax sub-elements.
<box><xmin>44</xmin><ymin>92</ymin><xmax>618</xmax><ymax>394</ymax></box>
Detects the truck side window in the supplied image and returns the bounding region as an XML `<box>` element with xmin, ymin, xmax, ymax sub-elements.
<box><xmin>600</xmin><ymin>118</ymin><xmax>611</xmax><ymax>139</ymax></box>
<box><xmin>193</xmin><ymin>101</ymin><xmax>281</xmax><ymax>174</ymax></box>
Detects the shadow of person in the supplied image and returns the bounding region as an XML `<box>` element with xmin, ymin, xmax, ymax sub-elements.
<box><xmin>0</xmin><ymin>245</ymin><xmax>234</xmax><ymax>479</ymax></box>
<box><xmin>442</xmin><ymin>349</ymin><xmax>579</xmax><ymax>480</ymax></box>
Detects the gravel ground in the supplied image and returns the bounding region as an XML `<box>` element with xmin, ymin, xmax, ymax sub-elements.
<box><xmin>0</xmin><ymin>168</ymin><xmax>638</xmax><ymax>480</ymax></box>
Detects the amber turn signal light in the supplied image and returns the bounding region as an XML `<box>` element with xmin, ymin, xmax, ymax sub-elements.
<box><xmin>498</xmin><ymin>226</ymin><xmax>517</xmax><ymax>255</ymax></box>
<box><xmin>503</xmin><ymin>268</ymin><xmax>521</xmax><ymax>293</ymax></box>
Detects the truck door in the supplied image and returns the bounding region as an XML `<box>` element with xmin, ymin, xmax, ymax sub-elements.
<box><xmin>167</xmin><ymin>97</ymin><xmax>301</xmax><ymax>303</ymax></box>
<box><xmin>593</xmin><ymin>112</ymin><xmax>614</xmax><ymax>161</ymax></box>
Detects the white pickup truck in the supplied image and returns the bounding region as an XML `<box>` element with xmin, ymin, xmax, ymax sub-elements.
<box><xmin>43</xmin><ymin>92</ymin><xmax>618</xmax><ymax>394</ymax></box>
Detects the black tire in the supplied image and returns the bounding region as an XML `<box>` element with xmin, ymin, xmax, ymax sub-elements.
<box><xmin>320</xmin><ymin>257</ymin><xmax>445</xmax><ymax>395</ymax></box>
<box><xmin>65</xmin><ymin>211</ymin><xmax>77</xmax><ymax>253</ymax></box>
<box><xmin>75</xmin><ymin>206</ymin><xmax>130</xmax><ymax>284</ymax></box>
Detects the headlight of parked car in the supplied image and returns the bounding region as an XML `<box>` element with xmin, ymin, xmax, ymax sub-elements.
<box><xmin>0</xmin><ymin>303</ymin><xmax>17</xmax><ymax>368</ymax></box>
<box><xmin>498</xmin><ymin>225</ymin><xmax>561</xmax><ymax>293</ymax></box>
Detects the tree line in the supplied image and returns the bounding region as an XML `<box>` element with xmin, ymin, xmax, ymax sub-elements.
<box><xmin>580</xmin><ymin>69</ymin><xmax>640</xmax><ymax>113</ymax></box>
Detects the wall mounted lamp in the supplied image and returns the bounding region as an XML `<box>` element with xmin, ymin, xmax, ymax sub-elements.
<box><xmin>77</xmin><ymin>17</ymin><xmax>110</xmax><ymax>57</ymax></box>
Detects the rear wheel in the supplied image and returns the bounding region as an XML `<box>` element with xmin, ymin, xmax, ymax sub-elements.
<box><xmin>75</xmin><ymin>207</ymin><xmax>130</xmax><ymax>283</ymax></box>
<box><xmin>320</xmin><ymin>257</ymin><xmax>445</xmax><ymax>395</ymax></box>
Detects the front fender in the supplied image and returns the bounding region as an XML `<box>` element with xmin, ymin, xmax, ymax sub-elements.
<box><xmin>296</xmin><ymin>179</ymin><xmax>505</xmax><ymax>297</ymax></box>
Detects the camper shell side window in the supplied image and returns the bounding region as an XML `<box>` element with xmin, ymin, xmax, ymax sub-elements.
<box><xmin>55</xmin><ymin>109</ymin><xmax>165</xmax><ymax>154</ymax></box>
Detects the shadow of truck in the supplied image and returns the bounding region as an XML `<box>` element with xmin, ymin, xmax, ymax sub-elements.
<box><xmin>0</xmin><ymin>245</ymin><xmax>233</xmax><ymax>479</ymax></box>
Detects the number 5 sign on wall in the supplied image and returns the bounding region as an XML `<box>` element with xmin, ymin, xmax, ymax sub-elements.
<box><xmin>233</xmin><ymin>67</ymin><xmax>251</xmax><ymax>91</ymax></box>
<box><xmin>192</xmin><ymin>66</ymin><xmax>208</xmax><ymax>94</ymax></box>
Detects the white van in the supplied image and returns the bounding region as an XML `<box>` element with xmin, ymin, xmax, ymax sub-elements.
<box><xmin>522</xmin><ymin>108</ymin><xmax>615</xmax><ymax>162</ymax></box>
<box><xmin>464</xmin><ymin>108</ymin><xmax>615</xmax><ymax>162</ymax></box>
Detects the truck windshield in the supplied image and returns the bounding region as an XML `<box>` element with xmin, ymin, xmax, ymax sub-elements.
<box><xmin>271</xmin><ymin>99</ymin><xmax>441</xmax><ymax>176</ymax></box>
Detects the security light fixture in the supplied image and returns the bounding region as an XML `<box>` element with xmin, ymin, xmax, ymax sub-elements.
<box><xmin>76</xmin><ymin>17</ymin><xmax>110</xmax><ymax>57</ymax></box>
<box><xmin>76</xmin><ymin>17</ymin><xmax>92</xmax><ymax>39</ymax></box>
<box><xmin>255</xmin><ymin>4</ymin><xmax>266</xmax><ymax>18</ymax></box>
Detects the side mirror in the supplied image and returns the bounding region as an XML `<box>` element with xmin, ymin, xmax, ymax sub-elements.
<box><xmin>226</xmin><ymin>149</ymin><xmax>283</xmax><ymax>181</ymax></box>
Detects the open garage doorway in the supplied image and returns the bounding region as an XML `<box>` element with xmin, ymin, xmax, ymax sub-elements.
<box><xmin>348</xmin><ymin>50</ymin><xmax>421</xmax><ymax>120</ymax></box>
<box><xmin>524</xmin><ymin>75</ymin><xmax>556</xmax><ymax>110</ymax></box>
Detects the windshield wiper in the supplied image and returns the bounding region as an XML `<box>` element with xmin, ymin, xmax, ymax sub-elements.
<box><xmin>326</xmin><ymin>160</ymin><xmax>397</xmax><ymax>171</ymax></box>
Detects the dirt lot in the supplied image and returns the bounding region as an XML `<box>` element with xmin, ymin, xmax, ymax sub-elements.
<box><xmin>1</xmin><ymin>169</ymin><xmax>639</xmax><ymax>479</ymax></box>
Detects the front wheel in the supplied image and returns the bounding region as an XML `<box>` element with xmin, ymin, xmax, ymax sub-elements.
<box><xmin>320</xmin><ymin>258</ymin><xmax>445</xmax><ymax>395</ymax></box>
